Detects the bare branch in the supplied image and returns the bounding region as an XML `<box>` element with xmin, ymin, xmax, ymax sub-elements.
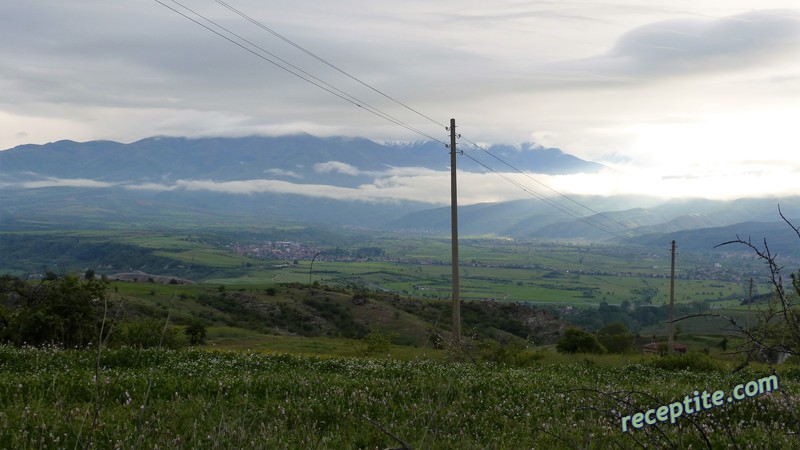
<box><xmin>559</xmin><ymin>387</ymin><xmax>720</xmax><ymax>449</ymax></box>
<box><xmin>532</xmin><ymin>425</ymin><xmax>582</xmax><ymax>449</ymax></box>
<box><xmin>712</xmin><ymin>215</ymin><xmax>800</xmax><ymax>359</ymax></box>
<box><xmin>778</xmin><ymin>204</ymin><xmax>800</xmax><ymax>240</ymax></box>
<box><xmin>364</xmin><ymin>416</ymin><xmax>413</xmax><ymax>450</ymax></box>
<box><xmin>672</xmin><ymin>312</ymin><xmax>798</xmax><ymax>364</ymax></box>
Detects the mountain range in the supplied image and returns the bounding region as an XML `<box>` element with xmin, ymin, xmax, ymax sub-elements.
<box><xmin>0</xmin><ymin>134</ymin><xmax>603</xmax><ymax>185</ymax></box>
<box><xmin>1</xmin><ymin>134</ymin><xmax>797</xmax><ymax>254</ymax></box>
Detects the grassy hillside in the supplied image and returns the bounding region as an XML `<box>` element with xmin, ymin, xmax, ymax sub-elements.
<box><xmin>2</xmin><ymin>225</ymin><xmax>799</xmax><ymax>448</ymax></box>
<box><xmin>105</xmin><ymin>280</ymin><xmax>567</xmax><ymax>350</ymax></box>
<box><xmin>1</xmin><ymin>346</ymin><xmax>797</xmax><ymax>449</ymax></box>
<box><xmin>1</xmin><ymin>227</ymin><xmax>771</xmax><ymax>344</ymax></box>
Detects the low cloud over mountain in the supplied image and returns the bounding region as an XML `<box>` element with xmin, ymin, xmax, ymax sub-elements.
<box><xmin>0</xmin><ymin>134</ymin><xmax>604</xmax><ymax>205</ymax></box>
<box><xmin>1</xmin><ymin>134</ymin><xmax>796</xmax><ymax>246</ymax></box>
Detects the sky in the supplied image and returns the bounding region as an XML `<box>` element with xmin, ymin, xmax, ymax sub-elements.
<box><xmin>2</xmin><ymin>0</ymin><xmax>800</xmax><ymax>201</ymax></box>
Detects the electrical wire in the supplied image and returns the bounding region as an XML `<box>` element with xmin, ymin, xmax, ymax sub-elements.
<box><xmin>154</xmin><ymin>0</ymin><xmax>448</xmax><ymax>145</ymax></box>
<box><xmin>460</xmin><ymin>148</ymin><xmax>628</xmax><ymax>239</ymax></box>
<box><xmin>215</xmin><ymin>0</ymin><xmax>445</xmax><ymax>129</ymax></box>
<box><xmin>156</xmin><ymin>0</ymin><xmax>635</xmax><ymax>239</ymax></box>
<box><xmin>459</xmin><ymin>136</ymin><xmax>636</xmax><ymax>233</ymax></box>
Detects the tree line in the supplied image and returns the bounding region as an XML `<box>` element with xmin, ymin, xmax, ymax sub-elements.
<box><xmin>0</xmin><ymin>272</ymin><xmax>205</xmax><ymax>348</ymax></box>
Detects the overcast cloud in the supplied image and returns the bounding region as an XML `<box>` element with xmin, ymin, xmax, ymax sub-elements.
<box><xmin>1</xmin><ymin>0</ymin><xmax>799</xmax><ymax>200</ymax></box>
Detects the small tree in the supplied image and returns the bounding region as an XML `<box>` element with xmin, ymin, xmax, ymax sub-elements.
<box><xmin>557</xmin><ymin>328</ymin><xmax>606</xmax><ymax>354</ymax></box>
<box><xmin>114</xmin><ymin>319</ymin><xmax>186</xmax><ymax>349</ymax></box>
<box><xmin>597</xmin><ymin>322</ymin><xmax>634</xmax><ymax>354</ymax></box>
<box><xmin>185</xmin><ymin>321</ymin><xmax>207</xmax><ymax>346</ymax></box>
<box><xmin>361</xmin><ymin>329</ymin><xmax>395</xmax><ymax>356</ymax></box>
<box><xmin>0</xmin><ymin>273</ymin><xmax>109</xmax><ymax>348</ymax></box>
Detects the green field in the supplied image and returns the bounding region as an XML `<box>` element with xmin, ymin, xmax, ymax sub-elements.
<box><xmin>0</xmin><ymin>229</ymin><xmax>756</xmax><ymax>304</ymax></box>
<box><xmin>2</xmin><ymin>226</ymin><xmax>799</xmax><ymax>448</ymax></box>
<box><xmin>0</xmin><ymin>346</ymin><xmax>797</xmax><ymax>449</ymax></box>
<box><xmin>1</xmin><ymin>228</ymin><xmax>766</xmax><ymax>342</ymax></box>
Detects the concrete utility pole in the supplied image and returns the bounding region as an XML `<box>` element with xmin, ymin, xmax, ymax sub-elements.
<box><xmin>449</xmin><ymin>118</ymin><xmax>461</xmax><ymax>345</ymax></box>
<box><xmin>747</xmin><ymin>277</ymin><xmax>753</xmax><ymax>333</ymax></box>
<box><xmin>668</xmin><ymin>240</ymin><xmax>676</xmax><ymax>353</ymax></box>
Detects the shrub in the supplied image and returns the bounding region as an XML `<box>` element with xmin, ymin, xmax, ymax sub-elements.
<box><xmin>597</xmin><ymin>322</ymin><xmax>635</xmax><ymax>354</ymax></box>
<box><xmin>185</xmin><ymin>321</ymin><xmax>207</xmax><ymax>346</ymax></box>
<box><xmin>556</xmin><ymin>328</ymin><xmax>607</xmax><ymax>354</ymax></box>
<box><xmin>112</xmin><ymin>319</ymin><xmax>187</xmax><ymax>349</ymax></box>
<box><xmin>477</xmin><ymin>338</ymin><xmax>544</xmax><ymax>367</ymax></box>
<box><xmin>361</xmin><ymin>329</ymin><xmax>395</xmax><ymax>356</ymax></box>
<box><xmin>649</xmin><ymin>350</ymin><xmax>720</xmax><ymax>372</ymax></box>
<box><xmin>0</xmin><ymin>274</ymin><xmax>108</xmax><ymax>348</ymax></box>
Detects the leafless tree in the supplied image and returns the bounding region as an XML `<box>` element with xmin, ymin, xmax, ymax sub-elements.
<box><xmin>689</xmin><ymin>205</ymin><xmax>800</xmax><ymax>369</ymax></box>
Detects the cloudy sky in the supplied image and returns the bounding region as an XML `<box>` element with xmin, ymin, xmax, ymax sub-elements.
<box><xmin>2</xmin><ymin>0</ymin><xmax>799</xmax><ymax>200</ymax></box>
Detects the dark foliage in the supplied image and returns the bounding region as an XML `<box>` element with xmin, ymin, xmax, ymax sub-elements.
<box><xmin>0</xmin><ymin>274</ymin><xmax>109</xmax><ymax>347</ymax></box>
<box><xmin>556</xmin><ymin>328</ymin><xmax>607</xmax><ymax>354</ymax></box>
<box><xmin>597</xmin><ymin>322</ymin><xmax>635</xmax><ymax>354</ymax></box>
<box><xmin>111</xmin><ymin>319</ymin><xmax>186</xmax><ymax>349</ymax></box>
<box><xmin>185</xmin><ymin>321</ymin><xmax>207</xmax><ymax>345</ymax></box>
<box><xmin>302</xmin><ymin>296</ymin><xmax>368</xmax><ymax>338</ymax></box>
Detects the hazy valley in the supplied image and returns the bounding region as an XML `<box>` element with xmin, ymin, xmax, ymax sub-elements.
<box><xmin>1</xmin><ymin>134</ymin><xmax>798</xmax><ymax>448</ymax></box>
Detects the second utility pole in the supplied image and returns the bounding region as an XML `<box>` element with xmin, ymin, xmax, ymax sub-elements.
<box><xmin>668</xmin><ymin>240</ymin><xmax>676</xmax><ymax>353</ymax></box>
<box><xmin>449</xmin><ymin>118</ymin><xmax>461</xmax><ymax>345</ymax></box>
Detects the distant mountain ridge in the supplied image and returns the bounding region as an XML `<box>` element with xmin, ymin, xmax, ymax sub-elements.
<box><xmin>0</xmin><ymin>134</ymin><xmax>606</xmax><ymax>230</ymax></box>
<box><xmin>385</xmin><ymin>196</ymin><xmax>800</xmax><ymax>241</ymax></box>
<box><xmin>0</xmin><ymin>135</ymin><xmax>605</xmax><ymax>186</ymax></box>
<box><xmin>1</xmin><ymin>134</ymin><xmax>798</xmax><ymax>254</ymax></box>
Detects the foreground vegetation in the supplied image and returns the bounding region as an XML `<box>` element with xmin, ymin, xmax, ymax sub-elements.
<box><xmin>1</xmin><ymin>216</ymin><xmax>798</xmax><ymax>448</ymax></box>
<box><xmin>0</xmin><ymin>345</ymin><xmax>797</xmax><ymax>449</ymax></box>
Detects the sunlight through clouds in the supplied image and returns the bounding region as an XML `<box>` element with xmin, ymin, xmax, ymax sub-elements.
<box><xmin>1</xmin><ymin>1</ymin><xmax>798</xmax><ymax>201</ymax></box>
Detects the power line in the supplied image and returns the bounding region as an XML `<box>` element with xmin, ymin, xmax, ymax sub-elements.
<box><xmin>157</xmin><ymin>0</ymin><xmax>634</xmax><ymax>238</ymax></box>
<box><xmin>215</xmin><ymin>0</ymin><xmax>444</xmax><ymax>129</ymax></box>
<box><xmin>155</xmin><ymin>0</ymin><xmax>447</xmax><ymax>145</ymax></box>
<box><xmin>460</xmin><ymin>136</ymin><xmax>633</xmax><ymax>230</ymax></box>
<box><xmin>459</xmin><ymin>136</ymin><xmax>636</xmax><ymax>234</ymax></box>
<box><xmin>460</xmin><ymin>149</ymin><xmax>627</xmax><ymax>239</ymax></box>
<box><xmin>462</xmin><ymin>149</ymin><xmax>627</xmax><ymax>239</ymax></box>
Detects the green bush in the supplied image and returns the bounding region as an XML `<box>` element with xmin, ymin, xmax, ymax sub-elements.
<box><xmin>360</xmin><ymin>329</ymin><xmax>395</xmax><ymax>356</ymax></box>
<box><xmin>597</xmin><ymin>322</ymin><xmax>635</xmax><ymax>354</ymax></box>
<box><xmin>0</xmin><ymin>274</ymin><xmax>108</xmax><ymax>348</ymax></box>
<box><xmin>556</xmin><ymin>328</ymin><xmax>607</xmax><ymax>354</ymax></box>
<box><xmin>648</xmin><ymin>350</ymin><xmax>720</xmax><ymax>372</ymax></box>
<box><xmin>477</xmin><ymin>338</ymin><xmax>544</xmax><ymax>367</ymax></box>
<box><xmin>112</xmin><ymin>319</ymin><xmax>187</xmax><ymax>349</ymax></box>
<box><xmin>185</xmin><ymin>321</ymin><xmax>207</xmax><ymax>346</ymax></box>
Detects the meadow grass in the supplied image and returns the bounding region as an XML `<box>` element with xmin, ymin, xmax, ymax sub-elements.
<box><xmin>205</xmin><ymin>327</ymin><xmax>436</xmax><ymax>359</ymax></box>
<box><xmin>1</xmin><ymin>345</ymin><xmax>797</xmax><ymax>449</ymax></box>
